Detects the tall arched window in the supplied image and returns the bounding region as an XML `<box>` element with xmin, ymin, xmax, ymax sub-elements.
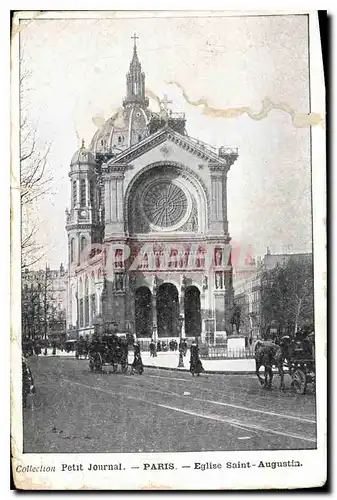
<box><xmin>80</xmin><ymin>236</ymin><xmax>87</xmax><ymax>253</ymax></box>
<box><xmin>70</xmin><ymin>239</ymin><xmax>75</xmax><ymax>263</ymax></box>
<box><xmin>78</xmin><ymin>278</ymin><xmax>83</xmax><ymax>327</ymax></box>
<box><xmin>90</xmin><ymin>179</ymin><xmax>95</xmax><ymax>206</ymax></box>
<box><xmin>80</xmin><ymin>179</ymin><xmax>86</xmax><ymax>206</ymax></box>
<box><xmin>72</xmin><ymin>180</ymin><xmax>77</xmax><ymax>206</ymax></box>
<box><xmin>84</xmin><ymin>277</ymin><xmax>89</xmax><ymax>326</ymax></box>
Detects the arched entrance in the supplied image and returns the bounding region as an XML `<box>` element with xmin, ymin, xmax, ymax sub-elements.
<box><xmin>135</xmin><ymin>287</ymin><xmax>152</xmax><ymax>338</ymax></box>
<box><xmin>184</xmin><ymin>286</ymin><xmax>201</xmax><ymax>338</ymax></box>
<box><xmin>157</xmin><ymin>283</ymin><xmax>179</xmax><ymax>337</ymax></box>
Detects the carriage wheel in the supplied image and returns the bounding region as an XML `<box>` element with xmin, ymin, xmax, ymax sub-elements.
<box><xmin>121</xmin><ymin>362</ymin><xmax>128</xmax><ymax>373</ymax></box>
<box><xmin>112</xmin><ymin>362</ymin><xmax>118</xmax><ymax>373</ymax></box>
<box><xmin>293</xmin><ymin>368</ymin><xmax>307</xmax><ymax>394</ymax></box>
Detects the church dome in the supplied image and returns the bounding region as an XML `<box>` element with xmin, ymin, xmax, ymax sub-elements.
<box><xmin>89</xmin><ymin>105</ymin><xmax>155</xmax><ymax>155</ymax></box>
<box><xmin>70</xmin><ymin>141</ymin><xmax>96</xmax><ymax>166</ymax></box>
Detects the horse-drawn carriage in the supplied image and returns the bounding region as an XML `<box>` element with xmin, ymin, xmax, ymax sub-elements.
<box><xmin>254</xmin><ymin>331</ymin><xmax>315</xmax><ymax>394</ymax></box>
<box><xmin>88</xmin><ymin>334</ymin><xmax>129</xmax><ymax>373</ymax></box>
<box><xmin>287</xmin><ymin>333</ymin><xmax>315</xmax><ymax>395</ymax></box>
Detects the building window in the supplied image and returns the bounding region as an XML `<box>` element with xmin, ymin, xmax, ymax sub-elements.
<box><xmin>84</xmin><ymin>296</ymin><xmax>89</xmax><ymax>326</ymax></box>
<box><xmin>70</xmin><ymin>239</ymin><xmax>75</xmax><ymax>263</ymax></box>
<box><xmin>80</xmin><ymin>236</ymin><xmax>87</xmax><ymax>253</ymax></box>
<box><xmin>80</xmin><ymin>179</ymin><xmax>86</xmax><ymax>206</ymax></box>
<box><xmin>72</xmin><ymin>181</ymin><xmax>77</xmax><ymax>205</ymax></box>
<box><xmin>79</xmin><ymin>298</ymin><xmax>84</xmax><ymax>327</ymax></box>
<box><xmin>90</xmin><ymin>179</ymin><xmax>95</xmax><ymax>206</ymax></box>
<box><xmin>91</xmin><ymin>294</ymin><xmax>96</xmax><ymax>319</ymax></box>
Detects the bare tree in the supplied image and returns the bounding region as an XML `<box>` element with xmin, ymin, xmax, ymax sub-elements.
<box><xmin>20</xmin><ymin>57</ymin><xmax>53</xmax><ymax>268</ymax></box>
<box><xmin>260</xmin><ymin>258</ymin><xmax>314</xmax><ymax>337</ymax></box>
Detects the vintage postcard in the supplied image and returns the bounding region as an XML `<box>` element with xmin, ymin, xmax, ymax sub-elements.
<box><xmin>11</xmin><ymin>10</ymin><xmax>326</xmax><ymax>490</ymax></box>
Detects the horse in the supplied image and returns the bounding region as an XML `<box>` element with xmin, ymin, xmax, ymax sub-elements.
<box><xmin>254</xmin><ymin>340</ymin><xmax>286</xmax><ymax>390</ymax></box>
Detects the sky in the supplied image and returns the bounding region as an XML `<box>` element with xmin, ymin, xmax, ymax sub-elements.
<box><xmin>19</xmin><ymin>12</ymin><xmax>313</xmax><ymax>269</ymax></box>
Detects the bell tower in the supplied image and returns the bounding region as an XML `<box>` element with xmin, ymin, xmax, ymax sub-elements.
<box><xmin>123</xmin><ymin>33</ymin><xmax>149</xmax><ymax>108</ymax></box>
<box><xmin>65</xmin><ymin>140</ymin><xmax>102</xmax><ymax>330</ymax></box>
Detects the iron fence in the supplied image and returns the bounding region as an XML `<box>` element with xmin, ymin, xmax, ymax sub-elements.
<box><xmin>200</xmin><ymin>345</ymin><xmax>255</xmax><ymax>359</ymax></box>
<box><xmin>135</xmin><ymin>341</ymin><xmax>255</xmax><ymax>358</ymax></box>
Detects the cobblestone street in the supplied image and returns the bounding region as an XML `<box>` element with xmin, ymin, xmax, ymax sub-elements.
<box><xmin>23</xmin><ymin>356</ymin><xmax>316</xmax><ymax>454</ymax></box>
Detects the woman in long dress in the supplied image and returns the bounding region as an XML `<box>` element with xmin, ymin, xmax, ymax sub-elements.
<box><xmin>190</xmin><ymin>342</ymin><xmax>204</xmax><ymax>377</ymax></box>
<box><xmin>131</xmin><ymin>342</ymin><xmax>144</xmax><ymax>375</ymax></box>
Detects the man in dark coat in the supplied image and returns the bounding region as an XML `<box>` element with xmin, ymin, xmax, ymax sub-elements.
<box><xmin>189</xmin><ymin>342</ymin><xmax>204</xmax><ymax>377</ymax></box>
<box><xmin>131</xmin><ymin>342</ymin><xmax>144</xmax><ymax>375</ymax></box>
<box><xmin>149</xmin><ymin>339</ymin><xmax>156</xmax><ymax>357</ymax></box>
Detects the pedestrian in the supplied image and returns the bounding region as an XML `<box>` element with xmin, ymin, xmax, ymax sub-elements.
<box><xmin>131</xmin><ymin>342</ymin><xmax>144</xmax><ymax>375</ymax></box>
<box><xmin>190</xmin><ymin>341</ymin><xmax>204</xmax><ymax>377</ymax></box>
<box><xmin>34</xmin><ymin>340</ymin><xmax>41</xmax><ymax>356</ymax></box>
<box><xmin>183</xmin><ymin>339</ymin><xmax>188</xmax><ymax>356</ymax></box>
<box><xmin>149</xmin><ymin>339</ymin><xmax>156</xmax><ymax>357</ymax></box>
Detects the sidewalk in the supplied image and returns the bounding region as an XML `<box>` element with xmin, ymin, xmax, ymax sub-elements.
<box><xmin>128</xmin><ymin>350</ymin><xmax>256</xmax><ymax>374</ymax></box>
<box><xmin>38</xmin><ymin>349</ymin><xmax>75</xmax><ymax>357</ymax></box>
<box><xmin>41</xmin><ymin>348</ymin><xmax>257</xmax><ymax>374</ymax></box>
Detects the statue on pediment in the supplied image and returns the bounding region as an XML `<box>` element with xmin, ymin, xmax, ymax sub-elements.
<box><xmin>215</xmin><ymin>272</ymin><xmax>223</xmax><ymax>290</ymax></box>
<box><xmin>215</xmin><ymin>248</ymin><xmax>222</xmax><ymax>267</ymax></box>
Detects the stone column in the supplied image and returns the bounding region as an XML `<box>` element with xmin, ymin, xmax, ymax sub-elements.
<box><xmin>75</xmin><ymin>292</ymin><xmax>79</xmax><ymax>329</ymax></box>
<box><xmin>200</xmin><ymin>276</ymin><xmax>208</xmax><ymax>342</ymax></box>
<box><xmin>152</xmin><ymin>290</ymin><xmax>158</xmax><ymax>342</ymax></box>
<box><xmin>82</xmin><ymin>292</ymin><xmax>86</xmax><ymax>328</ymax></box>
<box><xmin>209</xmin><ymin>164</ymin><xmax>224</xmax><ymax>233</ymax></box>
<box><xmin>222</xmin><ymin>173</ymin><xmax>228</xmax><ymax>234</ymax></box>
<box><xmin>88</xmin><ymin>289</ymin><xmax>92</xmax><ymax>326</ymax></box>
<box><xmin>96</xmin><ymin>285</ymin><xmax>103</xmax><ymax>315</ymax></box>
<box><xmin>86</xmin><ymin>177</ymin><xmax>91</xmax><ymax>207</ymax></box>
<box><xmin>179</xmin><ymin>279</ymin><xmax>185</xmax><ymax>338</ymax></box>
<box><xmin>104</xmin><ymin>164</ymin><xmax>127</xmax><ymax>238</ymax></box>
<box><xmin>76</xmin><ymin>178</ymin><xmax>80</xmax><ymax>207</ymax></box>
<box><xmin>72</xmin><ymin>180</ymin><xmax>77</xmax><ymax>208</ymax></box>
<box><xmin>71</xmin><ymin>284</ymin><xmax>77</xmax><ymax>327</ymax></box>
<box><xmin>77</xmin><ymin>233</ymin><xmax>81</xmax><ymax>266</ymax></box>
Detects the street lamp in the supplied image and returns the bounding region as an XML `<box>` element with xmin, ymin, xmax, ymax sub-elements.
<box><xmin>152</xmin><ymin>324</ymin><xmax>158</xmax><ymax>357</ymax></box>
<box><xmin>178</xmin><ymin>315</ymin><xmax>185</xmax><ymax>368</ymax></box>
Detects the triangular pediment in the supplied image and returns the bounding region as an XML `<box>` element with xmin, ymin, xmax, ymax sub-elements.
<box><xmin>106</xmin><ymin>126</ymin><xmax>226</xmax><ymax>166</ymax></box>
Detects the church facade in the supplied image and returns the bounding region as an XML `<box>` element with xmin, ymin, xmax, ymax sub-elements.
<box><xmin>65</xmin><ymin>37</ymin><xmax>239</xmax><ymax>342</ymax></box>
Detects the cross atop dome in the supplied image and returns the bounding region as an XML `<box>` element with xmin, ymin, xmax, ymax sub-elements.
<box><xmin>160</xmin><ymin>94</ymin><xmax>173</xmax><ymax>114</ymax></box>
<box><xmin>131</xmin><ymin>33</ymin><xmax>139</xmax><ymax>50</ymax></box>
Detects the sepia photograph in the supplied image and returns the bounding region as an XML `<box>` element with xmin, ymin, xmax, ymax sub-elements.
<box><xmin>11</xmin><ymin>9</ymin><xmax>326</xmax><ymax>490</ymax></box>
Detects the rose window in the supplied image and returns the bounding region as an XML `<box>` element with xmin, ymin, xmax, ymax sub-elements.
<box><xmin>142</xmin><ymin>180</ymin><xmax>189</xmax><ymax>229</ymax></box>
